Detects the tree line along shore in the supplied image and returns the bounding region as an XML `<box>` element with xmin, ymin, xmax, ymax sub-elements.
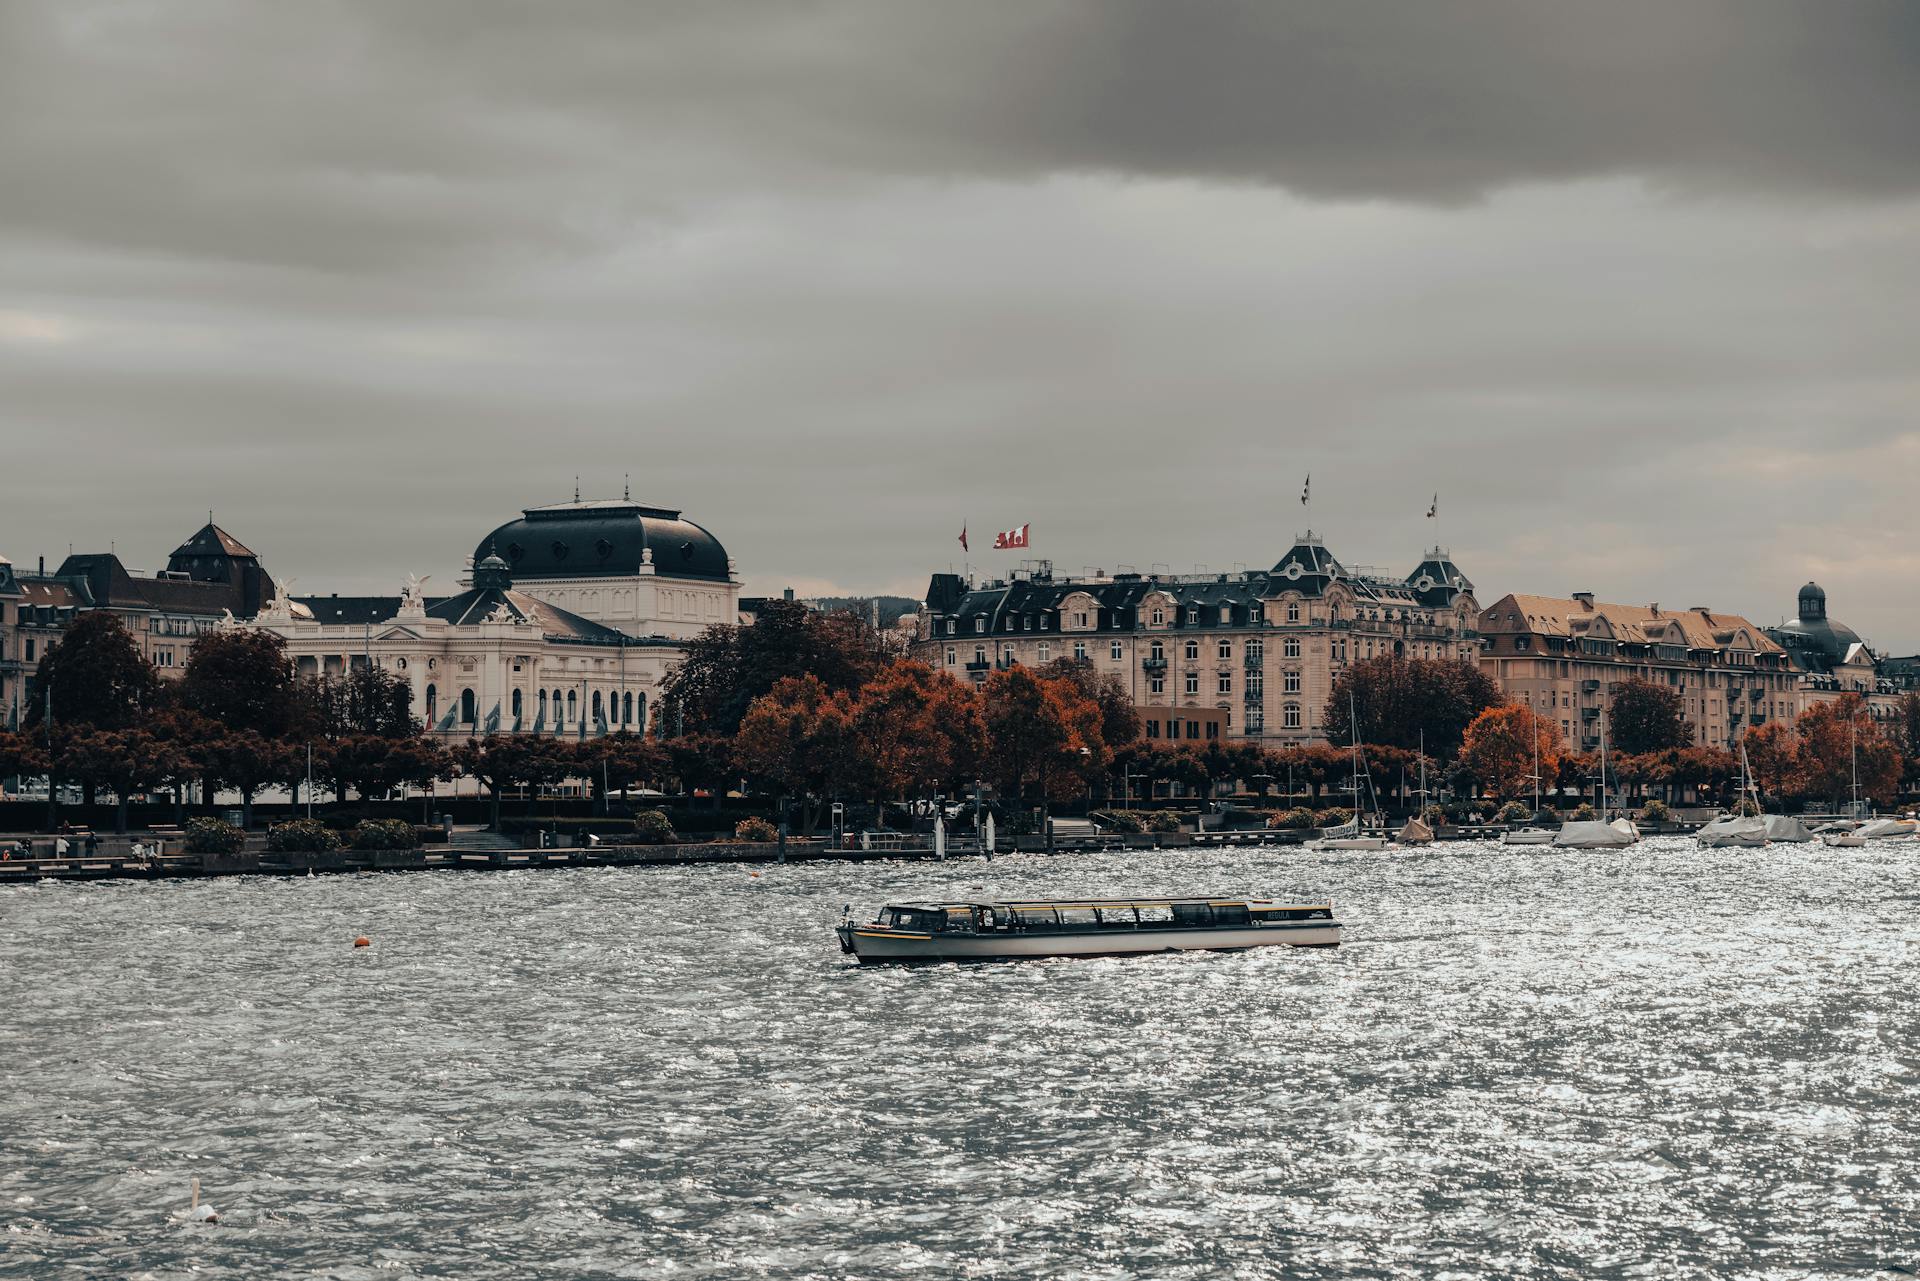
<box><xmin>1</xmin><ymin>602</ymin><xmax>1912</xmax><ymax>853</ymax></box>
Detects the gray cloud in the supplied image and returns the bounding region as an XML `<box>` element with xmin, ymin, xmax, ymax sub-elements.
<box><xmin>2</xmin><ymin>2</ymin><xmax>1918</xmax><ymax>648</ymax></box>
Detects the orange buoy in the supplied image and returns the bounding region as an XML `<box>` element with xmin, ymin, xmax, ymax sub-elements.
<box><xmin>353</xmin><ymin>936</ymin><xmax>371</xmax><ymax>948</ymax></box>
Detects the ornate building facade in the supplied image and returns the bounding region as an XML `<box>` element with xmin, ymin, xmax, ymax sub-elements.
<box><xmin>1765</xmin><ymin>582</ymin><xmax>1915</xmax><ymax>724</ymax></box>
<box><xmin>250</xmin><ymin>494</ymin><xmax>739</xmax><ymax>740</ymax></box>
<box><xmin>911</xmin><ymin>535</ymin><xmax>1480</xmax><ymax>745</ymax></box>
<box><xmin>1476</xmin><ymin>593</ymin><xmax>1799</xmax><ymax>751</ymax></box>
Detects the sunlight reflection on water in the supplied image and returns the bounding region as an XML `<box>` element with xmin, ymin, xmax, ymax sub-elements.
<box><xmin>3</xmin><ymin>838</ymin><xmax>1917</xmax><ymax>1279</ymax></box>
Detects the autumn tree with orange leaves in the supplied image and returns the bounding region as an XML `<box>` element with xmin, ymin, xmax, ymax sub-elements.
<box><xmin>1461</xmin><ymin>703</ymin><xmax>1561</xmax><ymax>802</ymax></box>
<box><xmin>850</xmin><ymin>661</ymin><xmax>986</xmax><ymax>806</ymax></box>
<box><xmin>981</xmin><ymin>666</ymin><xmax>1108</xmax><ymax>804</ymax></box>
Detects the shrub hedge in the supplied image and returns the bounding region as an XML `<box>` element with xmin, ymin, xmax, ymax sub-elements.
<box><xmin>184</xmin><ymin>817</ymin><xmax>246</xmax><ymax>855</ymax></box>
<box><xmin>734</xmin><ymin>816</ymin><xmax>778</xmax><ymax>843</ymax></box>
<box><xmin>267</xmin><ymin>819</ymin><xmax>343</xmax><ymax>854</ymax></box>
<box><xmin>351</xmin><ymin>819</ymin><xmax>418</xmax><ymax>851</ymax></box>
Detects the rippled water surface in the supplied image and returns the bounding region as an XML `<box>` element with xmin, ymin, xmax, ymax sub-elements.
<box><xmin>4</xmin><ymin>839</ymin><xmax>1918</xmax><ymax>1279</ymax></box>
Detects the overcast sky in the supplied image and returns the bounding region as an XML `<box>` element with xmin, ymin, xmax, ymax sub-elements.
<box><xmin>4</xmin><ymin>2</ymin><xmax>1918</xmax><ymax>645</ymax></box>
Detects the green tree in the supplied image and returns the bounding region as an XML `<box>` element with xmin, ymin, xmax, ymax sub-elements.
<box><xmin>24</xmin><ymin>611</ymin><xmax>159</xmax><ymax>732</ymax></box>
<box><xmin>180</xmin><ymin>628</ymin><xmax>299</xmax><ymax>737</ymax></box>
<box><xmin>1607</xmin><ymin>677</ymin><xmax>1692</xmax><ymax>754</ymax></box>
<box><xmin>1323</xmin><ymin>656</ymin><xmax>1501</xmax><ymax>759</ymax></box>
<box><xmin>299</xmin><ymin>665</ymin><xmax>419</xmax><ymax>740</ymax></box>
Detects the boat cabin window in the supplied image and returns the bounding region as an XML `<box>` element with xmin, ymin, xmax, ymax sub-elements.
<box><xmin>1094</xmin><ymin>905</ymin><xmax>1138</xmax><ymax>926</ymax></box>
<box><xmin>885</xmin><ymin>908</ymin><xmax>940</xmax><ymax>931</ymax></box>
<box><xmin>1136</xmin><ymin>905</ymin><xmax>1175</xmax><ymax>926</ymax></box>
<box><xmin>1012</xmin><ymin>908</ymin><xmax>1059</xmax><ymax>929</ymax></box>
<box><xmin>1057</xmin><ymin>907</ymin><xmax>1099</xmax><ymax>929</ymax></box>
<box><xmin>1171</xmin><ymin>903</ymin><xmax>1214</xmax><ymax>926</ymax></box>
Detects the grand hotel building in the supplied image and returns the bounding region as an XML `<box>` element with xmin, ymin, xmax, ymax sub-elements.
<box><xmin>912</xmin><ymin>534</ymin><xmax>1480</xmax><ymax>745</ymax></box>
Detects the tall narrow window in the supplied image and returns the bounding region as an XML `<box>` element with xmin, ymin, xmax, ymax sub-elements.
<box><xmin>511</xmin><ymin>689</ymin><xmax>523</xmax><ymax>720</ymax></box>
<box><xmin>460</xmin><ymin>688</ymin><xmax>476</xmax><ymax>724</ymax></box>
<box><xmin>567</xmin><ymin>689</ymin><xmax>577</xmax><ymax>722</ymax></box>
<box><xmin>426</xmin><ymin>684</ymin><xmax>438</xmax><ymax>723</ymax></box>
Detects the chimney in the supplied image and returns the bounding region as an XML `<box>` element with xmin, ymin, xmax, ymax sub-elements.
<box><xmin>1648</xmin><ymin>603</ymin><xmax>1659</xmax><ymax>615</ymax></box>
<box><xmin>783</xmin><ymin>587</ymin><xmax>794</xmax><ymax>602</ymax></box>
<box><xmin>1572</xmin><ymin>592</ymin><xmax>1595</xmax><ymax>609</ymax></box>
<box><xmin>1691</xmin><ymin>605</ymin><xmax>1711</xmax><ymax>616</ymax></box>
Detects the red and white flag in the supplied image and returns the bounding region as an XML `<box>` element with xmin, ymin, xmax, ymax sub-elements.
<box><xmin>992</xmin><ymin>523</ymin><xmax>1030</xmax><ymax>550</ymax></box>
<box><xmin>958</xmin><ymin>525</ymin><xmax>969</xmax><ymax>553</ymax></box>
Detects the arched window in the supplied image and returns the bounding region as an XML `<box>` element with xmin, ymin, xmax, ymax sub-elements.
<box><xmin>425</xmin><ymin>684</ymin><xmax>437</xmax><ymax>722</ymax></box>
<box><xmin>460</xmin><ymin>688</ymin><xmax>476</xmax><ymax>723</ymax></box>
<box><xmin>511</xmin><ymin>689</ymin><xmax>523</xmax><ymax>720</ymax></box>
<box><xmin>1283</xmin><ymin>703</ymin><xmax>1302</xmax><ymax>729</ymax></box>
<box><xmin>553</xmin><ymin>689</ymin><xmax>564</xmax><ymax>721</ymax></box>
<box><xmin>592</xmin><ymin>690</ymin><xmax>604</xmax><ymax>723</ymax></box>
<box><xmin>538</xmin><ymin>689</ymin><xmax>548</xmax><ymax>721</ymax></box>
<box><xmin>636</xmin><ymin>692</ymin><xmax>648</xmax><ymax>734</ymax></box>
<box><xmin>623</xmin><ymin>691</ymin><xmax>633</xmax><ymax>724</ymax></box>
<box><xmin>567</xmin><ymin>689</ymin><xmax>577</xmax><ymax>722</ymax></box>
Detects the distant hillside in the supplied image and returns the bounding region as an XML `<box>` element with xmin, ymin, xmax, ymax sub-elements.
<box><xmin>812</xmin><ymin>595</ymin><xmax>918</xmax><ymax>621</ymax></box>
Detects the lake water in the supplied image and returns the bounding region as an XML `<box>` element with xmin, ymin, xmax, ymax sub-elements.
<box><xmin>3</xmin><ymin>838</ymin><xmax>1917</xmax><ymax>1279</ymax></box>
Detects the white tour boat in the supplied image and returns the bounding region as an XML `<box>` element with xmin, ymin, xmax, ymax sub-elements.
<box><xmin>837</xmin><ymin>897</ymin><xmax>1343</xmax><ymax>963</ymax></box>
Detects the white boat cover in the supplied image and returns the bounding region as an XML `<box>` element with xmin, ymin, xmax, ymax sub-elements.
<box><xmin>1854</xmin><ymin>818</ymin><xmax>1916</xmax><ymax>840</ymax></box>
<box><xmin>1554</xmin><ymin>820</ymin><xmax>1636</xmax><ymax>848</ymax></box>
<box><xmin>1500</xmin><ymin>828</ymin><xmax>1556</xmax><ymax>845</ymax></box>
<box><xmin>1699</xmin><ymin>815</ymin><xmax>1768</xmax><ymax>845</ymax></box>
<box><xmin>1319</xmin><ymin>818</ymin><xmax>1358</xmax><ymax>839</ymax></box>
<box><xmin>1761</xmin><ymin>814</ymin><xmax>1814</xmax><ymax>843</ymax></box>
<box><xmin>1394</xmin><ymin>818</ymin><xmax>1434</xmax><ymax>844</ymax></box>
<box><xmin>1609</xmin><ymin>818</ymin><xmax>1640</xmax><ymax>841</ymax></box>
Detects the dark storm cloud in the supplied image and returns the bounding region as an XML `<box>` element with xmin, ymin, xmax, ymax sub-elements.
<box><xmin>5</xmin><ymin>1</ymin><xmax>1920</xmax><ymax>274</ymax></box>
<box><xmin>3</xmin><ymin>2</ymin><xmax>1919</xmax><ymax>647</ymax></box>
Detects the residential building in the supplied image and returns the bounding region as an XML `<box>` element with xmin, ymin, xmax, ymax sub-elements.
<box><xmin>0</xmin><ymin>523</ymin><xmax>276</xmax><ymax>725</ymax></box>
<box><xmin>1477</xmin><ymin>593</ymin><xmax>1798</xmax><ymax>751</ymax></box>
<box><xmin>911</xmin><ymin>535</ymin><xmax>1480</xmax><ymax>745</ymax></box>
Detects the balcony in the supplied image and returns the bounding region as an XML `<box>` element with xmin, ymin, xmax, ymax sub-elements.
<box><xmin>1142</xmin><ymin>656</ymin><xmax>1168</xmax><ymax>673</ymax></box>
<box><xmin>1243</xmin><ymin>688</ymin><xmax>1264</xmax><ymax>707</ymax></box>
<box><xmin>1580</xmin><ymin>680</ymin><xmax>1601</xmax><ymax>692</ymax></box>
<box><xmin>1244</xmin><ymin>653</ymin><xmax>1263</xmax><ymax>671</ymax></box>
<box><xmin>1581</xmin><ymin>706</ymin><xmax>1601</xmax><ymax>720</ymax></box>
<box><xmin>1749</xmin><ymin>687</ymin><xmax>1764</xmax><ymax>701</ymax></box>
<box><xmin>964</xmin><ymin>660</ymin><xmax>990</xmax><ymax>673</ymax></box>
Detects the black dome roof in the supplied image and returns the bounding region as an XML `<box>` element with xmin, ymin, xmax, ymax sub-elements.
<box><xmin>476</xmin><ymin>499</ymin><xmax>732</xmax><ymax>583</ymax></box>
<box><xmin>1774</xmin><ymin>581</ymin><xmax>1863</xmax><ymax>661</ymax></box>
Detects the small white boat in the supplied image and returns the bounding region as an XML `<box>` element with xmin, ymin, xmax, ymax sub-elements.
<box><xmin>1500</xmin><ymin>827</ymin><xmax>1557</xmax><ymax>846</ymax></box>
<box><xmin>1854</xmin><ymin>818</ymin><xmax>1916</xmax><ymax>840</ymax></box>
<box><xmin>1698</xmin><ymin>815</ymin><xmax>1769</xmax><ymax>848</ymax></box>
<box><xmin>1823</xmin><ymin>831</ymin><xmax>1867</xmax><ymax>848</ymax></box>
<box><xmin>837</xmin><ymin>897</ymin><xmax>1342</xmax><ymax>963</ymax></box>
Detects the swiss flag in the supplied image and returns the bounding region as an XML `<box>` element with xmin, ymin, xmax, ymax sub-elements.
<box><xmin>992</xmin><ymin>523</ymin><xmax>1030</xmax><ymax>550</ymax></box>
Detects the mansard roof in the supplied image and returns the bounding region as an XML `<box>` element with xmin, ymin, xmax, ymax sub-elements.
<box><xmin>1481</xmin><ymin>593</ymin><xmax>1783</xmax><ymax>654</ymax></box>
<box><xmin>925</xmin><ymin>537</ymin><xmax>1475</xmax><ymax>633</ymax></box>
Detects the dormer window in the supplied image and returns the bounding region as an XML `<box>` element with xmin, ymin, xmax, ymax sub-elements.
<box><xmin>974</xmin><ymin>618</ymin><xmax>985</xmax><ymax>634</ymax></box>
<box><xmin>946</xmin><ymin>618</ymin><xmax>956</xmax><ymax>635</ymax></box>
<box><xmin>1186</xmin><ymin>607</ymin><xmax>1199</xmax><ymax>625</ymax></box>
<box><xmin>1151</xmin><ymin>607</ymin><xmax>1165</xmax><ymax>626</ymax></box>
<box><xmin>1287</xmin><ymin>602</ymin><xmax>1300</xmax><ymax>623</ymax></box>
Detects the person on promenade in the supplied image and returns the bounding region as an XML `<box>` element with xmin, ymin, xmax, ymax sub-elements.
<box><xmin>84</xmin><ymin>832</ymin><xmax>100</xmax><ymax>856</ymax></box>
<box><xmin>55</xmin><ymin>835</ymin><xmax>69</xmax><ymax>856</ymax></box>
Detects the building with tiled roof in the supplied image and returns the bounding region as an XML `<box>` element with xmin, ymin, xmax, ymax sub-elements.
<box><xmin>1477</xmin><ymin>591</ymin><xmax>1800</xmax><ymax>751</ymax></box>
<box><xmin>912</xmin><ymin>533</ymin><xmax>1480</xmax><ymax>745</ymax></box>
<box><xmin>1</xmin><ymin>522</ymin><xmax>278</xmax><ymax>725</ymax></box>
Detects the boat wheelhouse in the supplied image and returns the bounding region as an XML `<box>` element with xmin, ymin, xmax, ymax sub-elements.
<box><xmin>836</xmin><ymin>897</ymin><xmax>1341</xmax><ymax>964</ymax></box>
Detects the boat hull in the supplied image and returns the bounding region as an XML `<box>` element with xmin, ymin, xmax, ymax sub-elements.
<box><xmin>1319</xmin><ymin>838</ymin><xmax>1391</xmax><ymax>851</ymax></box>
<box><xmin>1500</xmin><ymin>830</ymin><xmax>1556</xmax><ymax>846</ymax></box>
<box><xmin>841</xmin><ymin>921</ymin><xmax>1341</xmax><ymax>963</ymax></box>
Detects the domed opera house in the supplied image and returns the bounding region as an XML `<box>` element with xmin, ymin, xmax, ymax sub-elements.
<box><xmin>247</xmin><ymin>496</ymin><xmax>742</xmax><ymax>738</ymax></box>
<box><xmin>1765</xmin><ymin>582</ymin><xmax>1915</xmax><ymax>723</ymax></box>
